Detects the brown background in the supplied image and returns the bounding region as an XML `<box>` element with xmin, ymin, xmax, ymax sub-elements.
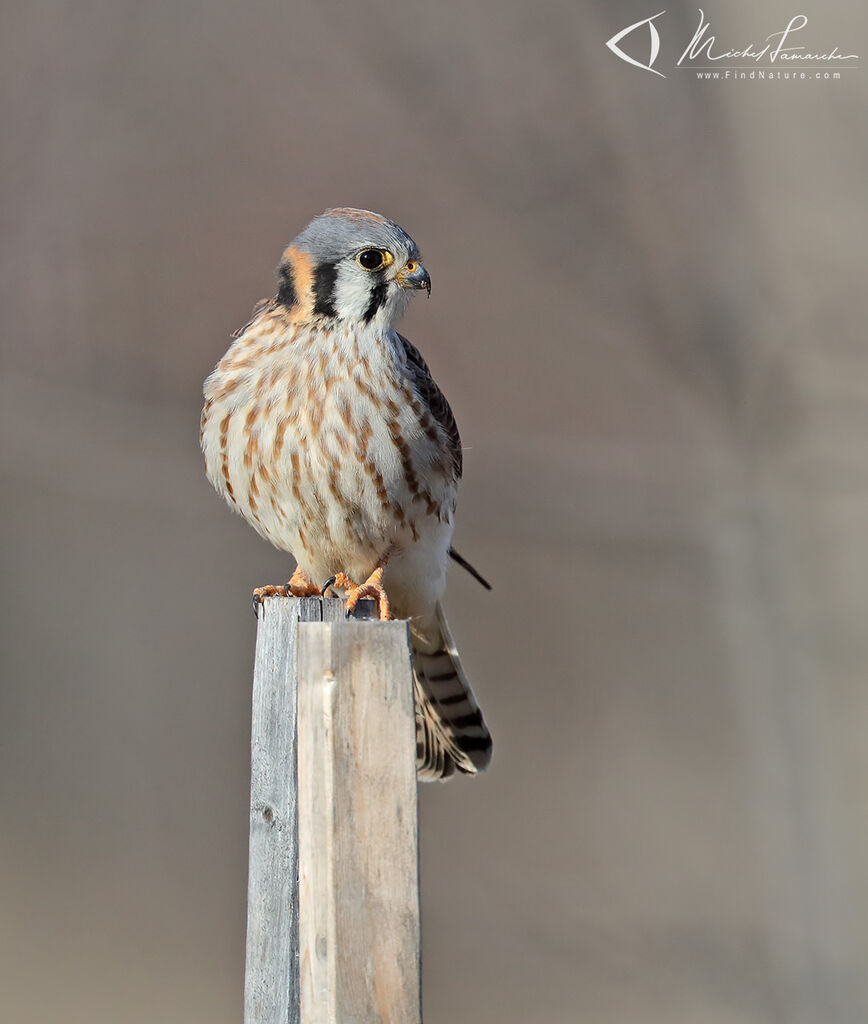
<box><xmin>2</xmin><ymin>2</ymin><xmax>868</xmax><ymax>1021</ymax></box>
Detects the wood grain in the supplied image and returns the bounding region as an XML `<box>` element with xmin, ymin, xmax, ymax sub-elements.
<box><xmin>296</xmin><ymin>619</ymin><xmax>420</xmax><ymax>1024</ymax></box>
<box><xmin>245</xmin><ymin>597</ymin><xmax>306</xmax><ymax>1024</ymax></box>
<box><xmin>245</xmin><ymin>597</ymin><xmax>419</xmax><ymax>1024</ymax></box>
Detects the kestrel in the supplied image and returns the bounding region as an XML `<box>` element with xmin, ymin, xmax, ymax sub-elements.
<box><xmin>200</xmin><ymin>208</ymin><xmax>492</xmax><ymax>779</ymax></box>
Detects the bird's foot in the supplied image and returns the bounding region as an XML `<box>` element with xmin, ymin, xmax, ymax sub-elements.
<box><xmin>284</xmin><ymin>565</ymin><xmax>324</xmax><ymax>598</ymax></box>
<box><xmin>252</xmin><ymin>567</ymin><xmax>321</xmax><ymax>616</ymax></box>
<box><xmin>252</xmin><ymin>585</ymin><xmax>283</xmax><ymax>617</ymax></box>
<box><xmin>322</xmin><ymin>568</ymin><xmax>392</xmax><ymax>621</ymax></box>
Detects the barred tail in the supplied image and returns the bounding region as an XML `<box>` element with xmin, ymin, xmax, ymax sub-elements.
<box><xmin>410</xmin><ymin>603</ymin><xmax>492</xmax><ymax>781</ymax></box>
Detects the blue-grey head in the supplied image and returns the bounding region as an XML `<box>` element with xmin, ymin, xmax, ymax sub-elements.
<box><xmin>276</xmin><ymin>208</ymin><xmax>430</xmax><ymax>330</ymax></box>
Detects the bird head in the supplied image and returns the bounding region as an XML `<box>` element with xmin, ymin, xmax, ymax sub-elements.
<box><xmin>276</xmin><ymin>208</ymin><xmax>430</xmax><ymax>331</ymax></box>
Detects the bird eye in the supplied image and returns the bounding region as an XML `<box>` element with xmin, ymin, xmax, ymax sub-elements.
<box><xmin>357</xmin><ymin>248</ymin><xmax>389</xmax><ymax>271</ymax></box>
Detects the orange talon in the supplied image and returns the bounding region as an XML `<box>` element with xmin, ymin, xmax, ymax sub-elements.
<box><xmin>284</xmin><ymin>565</ymin><xmax>322</xmax><ymax>597</ymax></box>
<box><xmin>252</xmin><ymin>584</ymin><xmax>284</xmax><ymax>617</ymax></box>
<box><xmin>253</xmin><ymin>566</ymin><xmax>321</xmax><ymax>616</ymax></box>
<box><xmin>326</xmin><ymin>566</ymin><xmax>392</xmax><ymax>621</ymax></box>
<box><xmin>346</xmin><ymin>565</ymin><xmax>391</xmax><ymax>621</ymax></box>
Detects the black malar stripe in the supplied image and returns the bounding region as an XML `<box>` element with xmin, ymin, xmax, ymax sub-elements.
<box><xmin>362</xmin><ymin>278</ymin><xmax>389</xmax><ymax>323</ymax></box>
<box><xmin>313</xmin><ymin>261</ymin><xmax>339</xmax><ymax>317</ymax></box>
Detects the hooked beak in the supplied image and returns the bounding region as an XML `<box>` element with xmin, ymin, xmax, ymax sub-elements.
<box><xmin>396</xmin><ymin>260</ymin><xmax>431</xmax><ymax>297</ymax></box>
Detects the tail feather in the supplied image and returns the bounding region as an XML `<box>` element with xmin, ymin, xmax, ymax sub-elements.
<box><xmin>410</xmin><ymin>603</ymin><xmax>492</xmax><ymax>781</ymax></box>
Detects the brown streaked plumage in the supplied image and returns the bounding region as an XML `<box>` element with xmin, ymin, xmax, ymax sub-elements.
<box><xmin>201</xmin><ymin>208</ymin><xmax>491</xmax><ymax>779</ymax></box>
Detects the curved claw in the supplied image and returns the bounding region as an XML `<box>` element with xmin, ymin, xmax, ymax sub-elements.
<box><xmin>252</xmin><ymin>584</ymin><xmax>291</xmax><ymax>617</ymax></box>
<box><xmin>318</xmin><ymin>570</ymin><xmax>391</xmax><ymax>620</ymax></box>
<box><xmin>344</xmin><ymin>567</ymin><xmax>391</xmax><ymax>621</ymax></box>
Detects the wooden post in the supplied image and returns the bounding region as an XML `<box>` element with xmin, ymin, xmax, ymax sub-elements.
<box><xmin>244</xmin><ymin>596</ymin><xmax>421</xmax><ymax>1024</ymax></box>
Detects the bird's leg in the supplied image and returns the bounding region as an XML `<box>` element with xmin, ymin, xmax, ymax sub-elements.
<box><xmin>321</xmin><ymin>563</ymin><xmax>392</xmax><ymax>622</ymax></box>
<box><xmin>321</xmin><ymin>572</ymin><xmax>357</xmax><ymax>597</ymax></box>
<box><xmin>349</xmin><ymin>564</ymin><xmax>391</xmax><ymax>621</ymax></box>
<box><xmin>347</xmin><ymin>564</ymin><xmax>392</xmax><ymax>621</ymax></box>
<box><xmin>252</xmin><ymin>566</ymin><xmax>321</xmax><ymax>616</ymax></box>
<box><xmin>283</xmin><ymin>565</ymin><xmax>323</xmax><ymax>597</ymax></box>
<box><xmin>321</xmin><ymin>547</ymin><xmax>395</xmax><ymax>621</ymax></box>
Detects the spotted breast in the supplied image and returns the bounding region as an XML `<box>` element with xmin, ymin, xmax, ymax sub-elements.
<box><xmin>201</xmin><ymin>208</ymin><xmax>492</xmax><ymax>779</ymax></box>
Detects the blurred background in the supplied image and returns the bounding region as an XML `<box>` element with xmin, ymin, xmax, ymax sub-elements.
<box><xmin>2</xmin><ymin>1</ymin><xmax>867</xmax><ymax>1021</ymax></box>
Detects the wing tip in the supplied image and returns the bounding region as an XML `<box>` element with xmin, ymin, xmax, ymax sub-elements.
<box><xmin>449</xmin><ymin>547</ymin><xmax>492</xmax><ymax>590</ymax></box>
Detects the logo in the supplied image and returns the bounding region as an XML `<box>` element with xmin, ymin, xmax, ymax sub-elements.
<box><xmin>606</xmin><ymin>11</ymin><xmax>667</xmax><ymax>78</ymax></box>
<box><xmin>605</xmin><ymin>11</ymin><xmax>667</xmax><ymax>77</ymax></box>
<box><xmin>606</xmin><ymin>9</ymin><xmax>859</xmax><ymax>81</ymax></box>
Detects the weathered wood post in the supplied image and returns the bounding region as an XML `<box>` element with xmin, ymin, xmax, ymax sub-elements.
<box><xmin>244</xmin><ymin>595</ymin><xmax>422</xmax><ymax>1024</ymax></box>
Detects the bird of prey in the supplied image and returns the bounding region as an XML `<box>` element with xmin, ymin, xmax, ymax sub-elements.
<box><xmin>201</xmin><ymin>208</ymin><xmax>492</xmax><ymax>779</ymax></box>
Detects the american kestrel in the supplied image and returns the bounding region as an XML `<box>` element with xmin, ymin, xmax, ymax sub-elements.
<box><xmin>200</xmin><ymin>208</ymin><xmax>492</xmax><ymax>779</ymax></box>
